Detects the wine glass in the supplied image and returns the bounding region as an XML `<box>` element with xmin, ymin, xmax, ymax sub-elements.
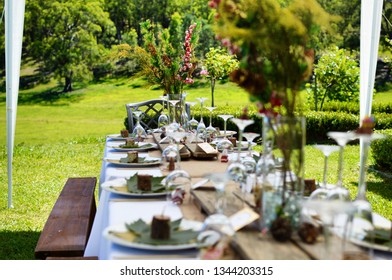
<box><xmin>132</xmin><ymin>110</ymin><xmax>147</xmax><ymax>139</ymax></box>
<box><xmin>166</xmin><ymin>130</ymin><xmax>189</xmax><ymax>168</ymax></box>
<box><xmin>216</xmin><ymin>114</ymin><xmax>234</xmax><ymax>152</ymax></box>
<box><xmin>204</xmin><ymin>106</ymin><xmax>217</xmax><ymax>140</ymax></box>
<box><xmin>230</xmin><ymin>118</ymin><xmax>254</xmax><ymax>160</ymax></box>
<box><xmin>242</xmin><ymin>132</ymin><xmax>260</xmax><ymax>156</ymax></box>
<box><xmin>347</xmin><ymin>133</ymin><xmax>385</xmax><ymax>259</ymax></box>
<box><xmin>165</xmin><ymin>169</ymin><xmax>191</xmax><ymax>204</ymax></box>
<box><xmin>160</xmin><ymin>144</ymin><xmax>179</xmax><ymax>172</ymax></box>
<box><xmin>200</xmin><ymin>172</ymin><xmax>236</xmax><ymax>237</ymax></box>
<box><xmin>302</xmin><ymin>199</ymin><xmax>355</xmax><ymax>259</ymax></box>
<box><xmin>187</xmin><ymin>101</ymin><xmax>198</xmax><ymax>131</ymax></box>
<box><xmin>157</xmin><ymin>95</ymin><xmax>169</xmax><ymax>132</ymax></box>
<box><xmin>195</xmin><ymin>97</ymin><xmax>208</xmax><ymax>142</ymax></box>
<box><xmin>309</xmin><ymin>144</ymin><xmax>340</xmax><ymax>200</ymax></box>
<box><xmin>325</xmin><ymin>131</ymin><xmax>356</xmax><ymax>201</ymax></box>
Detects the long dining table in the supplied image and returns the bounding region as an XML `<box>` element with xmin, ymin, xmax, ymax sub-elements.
<box><xmin>83</xmin><ymin>133</ymin><xmax>392</xmax><ymax>260</ymax></box>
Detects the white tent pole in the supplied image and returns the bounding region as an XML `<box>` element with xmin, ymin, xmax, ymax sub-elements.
<box><xmin>359</xmin><ymin>0</ymin><xmax>383</xmax><ymax>200</ymax></box>
<box><xmin>360</xmin><ymin>0</ymin><xmax>384</xmax><ymax>121</ymax></box>
<box><xmin>5</xmin><ymin>0</ymin><xmax>26</xmax><ymax>208</ymax></box>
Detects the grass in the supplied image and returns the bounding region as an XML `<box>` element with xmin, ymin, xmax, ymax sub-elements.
<box><xmin>0</xmin><ymin>77</ymin><xmax>391</xmax><ymax>259</ymax></box>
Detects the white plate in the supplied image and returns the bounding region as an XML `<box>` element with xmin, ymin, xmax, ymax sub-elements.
<box><xmin>103</xmin><ymin>220</ymin><xmax>202</xmax><ymax>251</ymax></box>
<box><xmin>349</xmin><ymin>236</ymin><xmax>392</xmax><ymax>252</ymax></box>
<box><xmin>107</xmin><ymin>134</ymin><xmax>128</xmax><ymax>141</ymax></box>
<box><xmin>104</xmin><ymin>158</ymin><xmax>161</xmax><ymax>167</ymax></box>
<box><xmin>333</xmin><ymin>213</ymin><xmax>392</xmax><ymax>253</ymax></box>
<box><xmin>101</xmin><ymin>178</ymin><xmax>169</xmax><ymax>198</ymax></box>
<box><xmin>215</xmin><ymin>130</ymin><xmax>237</xmax><ymax>138</ymax></box>
<box><xmin>108</xmin><ymin>143</ymin><xmax>158</xmax><ymax>152</ymax></box>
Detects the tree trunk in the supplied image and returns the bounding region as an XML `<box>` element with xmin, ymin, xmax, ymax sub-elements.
<box><xmin>64</xmin><ymin>76</ymin><xmax>73</xmax><ymax>92</ymax></box>
<box><xmin>211</xmin><ymin>78</ymin><xmax>216</xmax><ymax>107</ymax></box>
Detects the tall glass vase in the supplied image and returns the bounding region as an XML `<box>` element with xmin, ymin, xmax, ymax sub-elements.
<box><xmin>260</xmin><ymin>115</ymin><xmax>306</xmax><ymax>238</ymax></box>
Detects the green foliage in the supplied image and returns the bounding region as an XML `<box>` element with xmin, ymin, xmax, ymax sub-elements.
<box><xmin>211</xmin><ymin>0</ymin><xmax>337</xmax><ymax>116</ymax></box>
<box><xmin>308</xmin><ymin>47</ymin><xmax>360</xmax><ymax>111</ymax></box>
<box><xmin>371</xmin><ymin>129</ymin><xmax>392</xmax><ymax>171</ymax></box>
<box><xmin>25</xmin><ymin>0</ymin><xmax>116</xmax><ymax>92</ymax></box>
<box><xmin>106</xmin><ymin>44</ymin><xmax>149</xmax><ymax>77</ymax></box>
<box><xmin>201</xmin><ymin>47</ymin><xmax>239</xmax><ymax>106</ymax></box>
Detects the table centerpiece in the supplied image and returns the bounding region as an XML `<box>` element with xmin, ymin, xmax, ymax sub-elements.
<box><xmin>140</xmin><ymin>17</ymin><xmax>201</xmax><ymax>127</ymax></box>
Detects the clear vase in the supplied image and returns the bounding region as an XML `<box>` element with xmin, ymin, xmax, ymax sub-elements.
<box><xmin>259</xmin><ymin>115</ymin><xmax>306</xmax><ymax>235</ymax></box>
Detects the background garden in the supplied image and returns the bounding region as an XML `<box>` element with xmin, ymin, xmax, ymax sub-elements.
<box><xmin>0</xmin><ymin>0</ymin><xmax>392</xmax><ymax>259</ymax></box>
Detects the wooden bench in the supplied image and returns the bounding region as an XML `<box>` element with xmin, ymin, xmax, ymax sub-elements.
<box><xmin>34</xmin><ymin>177</ymin><xmax>97</xmax><ymax>259</ymax></box>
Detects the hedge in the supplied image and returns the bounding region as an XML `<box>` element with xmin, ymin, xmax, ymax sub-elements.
<box><xmin>124</xmin><ymin>107</ymin><xmax>392</xmax><ymax>144</ymax></box>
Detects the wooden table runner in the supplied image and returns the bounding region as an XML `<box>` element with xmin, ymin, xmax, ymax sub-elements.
<box><xmin>146</xmin><ymin>134</ymin><xmax>366</xmax><ymax>260</ymax></box>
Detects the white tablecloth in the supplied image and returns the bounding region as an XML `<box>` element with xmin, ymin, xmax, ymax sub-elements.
<box><xmin>84</xmin><ymin>136</ymin><xmax>199</xmax><ymax>259</ymax></box>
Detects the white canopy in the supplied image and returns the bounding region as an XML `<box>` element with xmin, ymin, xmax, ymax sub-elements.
<box><xmin>5</xmin><ymin>0</ymin><xmax>25</xmax><ymax>208</ymax></box>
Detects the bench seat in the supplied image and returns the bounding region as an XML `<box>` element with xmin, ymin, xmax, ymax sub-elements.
<box><xmin>34</xmin><ymin>177</ymin><xmax>97</xmax><ymax>259</ymax></box>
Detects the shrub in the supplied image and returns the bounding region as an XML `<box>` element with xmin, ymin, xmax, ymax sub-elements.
<box><xmin>308</xmin><ymin>47</ymin><xmax>360</xmax><ymax>111</ymax></box>
<box><xmin>371</xmin><ymin>129</ymin><xmax>392</xmax><ymax>171</ymax></box>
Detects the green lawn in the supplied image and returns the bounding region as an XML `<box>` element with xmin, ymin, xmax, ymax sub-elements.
<box><xmin>0</xmin><ymin>77</ymin><xmax>391</xmax><ymax>259</ymax></box>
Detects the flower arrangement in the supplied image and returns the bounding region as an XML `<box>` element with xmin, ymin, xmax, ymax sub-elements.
<box><xmin>209</xmin><ymin>0</ymin><xmax>338</xmax><ymax>241</ymax></box>
<box><xmin>209</xmin><ymin>0</ymin><xmax>337</xmax><ymax>117</ymax></box>
<box><xmin>140</xmin><ymin>19</ymin><xmax>201</xmax><ymax>96</ymax></box>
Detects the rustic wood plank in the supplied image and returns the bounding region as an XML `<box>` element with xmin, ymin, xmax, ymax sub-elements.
<box><xmin>34</xmin><ymin>177</ymin><xmax>97</xmax><ymax>259</ymax></box>
<box><xmin>191</xmin><ymin>187</ymin><xmax>312</xmax><ymax>260</ymax></box>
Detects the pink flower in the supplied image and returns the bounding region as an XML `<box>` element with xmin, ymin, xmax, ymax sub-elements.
<box><xmin>185</xmin><ymin>77</ymin><xmax>194</xmax><ymax>84</ymax></box>
<box><xmin>200</xmin><ymin>69</ymin><xmax>209</xmax><ymax>76</ymax></box>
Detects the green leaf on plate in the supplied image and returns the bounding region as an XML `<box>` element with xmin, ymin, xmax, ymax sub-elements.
<box><xmin>364</xmin><ymin>227</ymin><xmax>392</xmax><ymax>247</ymax></box>
<box><xmin>125</xmin><ymin>219</ymin><xmax>150</xmax><ymax>235</ymax></box>
<box><xmin>126</xmin><ymin>174</ymin><xmax>166</xmax><ymax>194</ymax></box>
<box><xmin>124</xmin><ymin>218</ymin><xmax>199</xmax><ymax>245</ymax></box>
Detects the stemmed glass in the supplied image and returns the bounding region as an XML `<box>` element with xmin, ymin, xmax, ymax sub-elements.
<box><xmin>187</xmin><ymin>101</ymin><xmax>198</xmax><ymax>131</ymax></box>
<box><xmin>195</xmin><ymin>97</ymin><xmax>208</xmax><ymax>142</ymax></box>
<box><xmin>216</xmin><ymin>114</ymin><xmax>234</xmax><ymax>151</ymax></box>
<box><xmin>132</xmin><ymin>110</ymin><xmax>147</xmax><ymax>139</ymax></box>
<box><xmin>326</xmin><ymin>131</ymin><xmax>356</xmax><ymax>201</ymax></box>
<box><xmin>157</xmin><ymin>95</ymin><xmax>169</xmax><ymax>132</ymax></box>
<box><xmin>200</xmin><ymin>172</ymin><xmax>236</xmax><ymax>237</ymax></box>
<box><xmin>204</xmin><ymin>106</ymin><xmax>217</xmax><ymax>140</ymax></box>
<box><xmin>166</xmin><ymin>131</ymin><xmax>189</xmax><ymax>168</ymax></box>
<box><xmin>230</xmin><ymin>118</ymin><xmax>254</xmax><ymax>160</ymax></box>
<box><xmin>242</xmin><ymin>132</ymin><xmax>260</xmax><ymax>156</ymax></box>
<box><xmin>165</xmin><ymin>169</ymin><xmax>192</xmax><ymax>204</ymax></box>
<box><xmin>302</xmin><ymin>199</ymin><xmax>355</xmax><ymax>259</ymax></box>
<box><xmin>197</xmin><ymin>172</ymin><xmax>235</xmax><ymax>259</ymax></box>
<box><xmin>348</xmin><ymin>133</ymin><xmax>385</xmax><ymax>257</ymax></box>
<box><xmin>240</xmin><ymin>132</ymin><xmax>260</xmax><ymax>198</ymax></box>
<box><xmin>309</xmin><ymin>145</ymin><xmax>340</xmax><ymax>200</ymax></box>
<box><xmin>226</xmin><ymin>118</ymin><xmax>254</xmax><ymax>193</ymax></box>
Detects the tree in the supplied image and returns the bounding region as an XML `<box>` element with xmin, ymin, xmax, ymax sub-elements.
<box><xmin>307</xmin><ymin>47</ymin><xmax>360</xmax><ymax>111</ymax></box>
<box><xmin>25</xmin><ymin>0</ymin><xmax>115</xmax><ymax>92</ymax></box>
<box><xmin>200</xmin><ymin>48</ymin><xmax>239</xmax><ymax>107</ymax></box>
<box><xmin>104</xmin><ymin>0</ymin><xmax>134</xmax><ymax>44</ymax></box>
